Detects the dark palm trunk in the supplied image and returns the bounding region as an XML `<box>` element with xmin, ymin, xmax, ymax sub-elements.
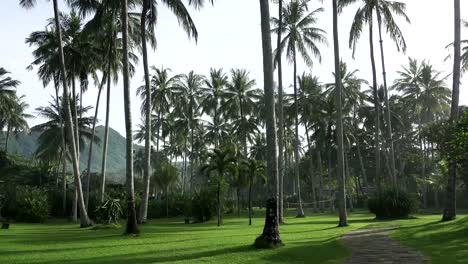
<box><xmin>333</xmin><ymin>0</ymin><xmax>347</xmax><ymax>227</ymax></box>
<box><xmin>4</xmin><ymin>124</ymin><xmax>10</xmax><ymax>153</ymax></box>
<box><xmin>62</xmin><ymin>157</ymin><xmax>67</xmax><ymax>216</ymax></box>
<box><xmin>249</xmin><ymin>178</ymin><xmax>253</xmax><ymax>225</ymax></box>
<box><xmin>369</xmin><ymin>16</ymin><xmax>381</xmax><ymax>194</ymax></box>
<box><xmin>85</xmin><ymin>74</ymin><xmax>106</xmax><ymax>209</ymax></box>
<box><xmin>255</xmin><ymin>0</ymin><xmax>281</xmax><ymax>248</ymax></box>
<box><xmin>357</xmin><ymin>141</ymin><xmax>367</xmax><ymax>186</ymax></box>
<box><xmin>292</xmin><ymin>48</ymin><xmax>305</xmax><ymax>218</ymax></box>
<box><xmin>100</xmin><ymin>62</ymin><xmax>112</xmax><ymax>203</ymax></box>
<box><xmin>276</xmin><ymin>0</ymin><xmax>285</xmax><ymax>225</ymax></box>
<box><xmin>317</xmin><ymin>150</ymin><xmax>324</xmax><ymax>211</ymax></box>
<box><xmin>237</xmin><ymin>187</ymin><xmax>241</xmax><ymax>217</ymax></box>
<box><xmin>217</xmin><ymin>183</ymin><xmax>221</xmax><ymax>226</ymax></box>
<box><xmin>190</xmin><ymin>125</ymin><xmax>194</xmax><ymax>193</ymax></box>
<box><xmin>121</xmin><ymin>0</ymin><xmax>139</xmax><ymax>235</ymax></box>
<box><xmin>376</xmin><ymin>9</ymin><xmax>396</xmax><ymax>187</ymax></box>
<box><xmin>71</xmin><ymin>80</ymin><xmax>79</xmax><ymax>223</ymax></box>
<box><xmin>138</xmin><ymin>0</ymin><xmax>152</xmax><ymax>224</ymax></box>
<box><xmin>52</xmin><ymin>0</ymin><xmax>91</xmax><ymax>228</ymax></box>
<box><xmin>305</xmin><ymin>126</ymin><xmax>317</xmax><ymax>212</ymax></box>
<box><xmin>443</xmin><ymin>0</ymin><xmax>461</xmax><ymax>222</ymax></box>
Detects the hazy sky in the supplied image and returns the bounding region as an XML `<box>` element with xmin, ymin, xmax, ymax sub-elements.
<box><xmin>1</xmin><ymin>0</ymin><xmax>467</xmax><ymax>137</ymax></box>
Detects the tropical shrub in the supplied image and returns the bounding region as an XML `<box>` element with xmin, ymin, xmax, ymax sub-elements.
<box><xmin>95</xmin><ymin>198</ymin><xmax>123</xmax><ymax>225</ymax></box>
<box><xmin>191</xmin><ymin>188</ymin><xmax>217</xmax><ymax>222</ymax></box>
<box><xmin>3</xmin><ymin>186</ymin><xmax>50</xmax><ymax>223</ymax></box>
<box><xmin>368</xmin><ymin>188</ymin><xmax>418</xmax><ymax>219</ymax></box>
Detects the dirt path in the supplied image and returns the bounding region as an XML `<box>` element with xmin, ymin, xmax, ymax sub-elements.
<box><xmin>341</xmin><ymin>228</ymin><xmax>427</xmax><ymax>264</ymax></box>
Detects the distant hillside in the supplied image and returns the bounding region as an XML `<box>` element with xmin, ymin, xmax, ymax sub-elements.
<box><xmin>2</xmin><ymin>126</ymin><xmax>138</xmax><ymax>182</ymax></box>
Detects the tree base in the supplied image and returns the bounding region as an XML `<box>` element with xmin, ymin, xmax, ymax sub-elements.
<box><xmin>1</xmin><ymin>223</ymin><xmax>9</xmax><ymax>229</ymax></box>
<box><xmin>295</xmin><ymin>213</ymin><xmax>305</xmax><ymax>218</ymax></box>
<box><xmin>254</xmin><ymin>198</ymin><xmax>282</xmax><ymax>249</ymax></box>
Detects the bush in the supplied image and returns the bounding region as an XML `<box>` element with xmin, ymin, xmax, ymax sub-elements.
<box><xmin>3</xmin><ymin>186</ymin><xmax>50</xmax><ymax>223</ymax></box>
<box><xmin>95</xmin><ymin>198</ymin><xmax>123</xmax><ymax>225</ymax></box>
<box><xmin>368</xmin><ymin>188</ymin><xmax>418</xmax><ymax>219</ymax></box>
<box><xmin>191</xmin><ymin>189</ymin><xmax>216</xmax><ymax>223</ymax></box>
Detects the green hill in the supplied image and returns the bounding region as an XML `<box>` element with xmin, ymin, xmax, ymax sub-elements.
<box><xmin>2</xmin><ymin>126</ymin><xmax>137</xmax><ymax>183</ymax></box>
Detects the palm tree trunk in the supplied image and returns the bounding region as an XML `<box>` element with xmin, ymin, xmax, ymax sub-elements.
<box><xmin>317</xmin><ymin>150</ymin><xmax>324</xmax><ymax>212</ymax></box>
<box><xmin>62</xmin><ymin>156</ymin><xmax>67</xmax><ymax>216</ymax></box>
<box><xmin>4</xmin><ymin>124</ymin><xmax>10</xmax><ymax>153</ymax></box>
<box><xmin>237</xmin><ymin>186</ymin><xmax>241</xmax><ymax>217</ymax></box>
<box><xmin>121</xmin><ymin>0</ymin><xmax>139</xmax><ymax>235</ymax></box>
<box><xmin>71</xmin><ymin>80</ymin><xmax>80</xmax><ymax>160</ymax></box>
<box><xmin>217</xmin><ymin>183</ymin><xmax>221</xmax><ymax>226</ymax></box>
<box><xmin>276</xmin><ymin>0</ymin><xmax>285</xmax><ymax>225</ymax></box>
<box><xmin>100</xmin><ymin>62</ymin><xmax>112</xmax><ymax>203</ymax></box>
<box><xmin>376</xmin><ymin>9</ymin><xmax>397</xmax><ymax>187</ymax></box>
<box><xmin>52</xmin><ymin>0</ymin><xmax>91</xmax><ymax>228</ymax></box>
<box><xmin>255</xmin><ymin>0</ymin><xmax>281</xmax><ymax>248</ymax></box>
<box><xmin>182</xmin><ymin>139</ymin><xmax>187</xmax><ymax>194</ymax></box>
<box><xmin>292</xmin><ymin>48</ymin><xmax>305</xmax><ymax>218</ymax></box>
<box><xmin>190</xmin><ymin>125</ymin><xmax>194</xmax><ymax>193</ymax></box>
<box><xmin>368</xmin><ymin>15</ymin><xmax>381</xmax><ymax>194</ymax></box>
<box><xmin>357</xmin><ymin>141</ymin><xmax>367</xmax><ymax>187</ymax></box>
<box><xmin>85</xmin><ymin>73</ymin><xmax>106</xmax><ymax>209</ymax></box>
<box><xmin>138</xmin><ymin>0</ymin><xmax>152</xmax><ymax>225</ymax></box>
<box><xmin>443</xmin><ymin>0</ymin><xmax>461</xmax><ymax>222</ymax></box>
<box><xmin>333</xmin><ymin>0</ymin><xmax>347</xmax><ymax>227</ymax></box>
<box><xmin>305</xmin><ymin>125</ymin><xmax>317</xmax><ymax>212</ymax></box>
<box><xmin>166</xmin><ymin>186</ymin><xmax>169</xmax><ymax>218</ymax></box>
<box><xmin>345</xmin><ymin>153</ymin><xmax>353</xmax><ymax>212</ymax></box>
<box><xmin>249</xmin><ymin>179</ymin><xmax>253</xmax><ymax>225</ymax></box>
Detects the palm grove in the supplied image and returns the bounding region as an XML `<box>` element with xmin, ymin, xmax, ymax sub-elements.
<box><xmin>0</xmin><ymin>0</ymin><xmax>465</xmax><ymax>247</ymax></box>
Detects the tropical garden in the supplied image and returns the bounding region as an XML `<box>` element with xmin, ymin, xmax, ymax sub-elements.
<box><xmin>0</xmin><ymin>0</ymin><xmax>467</xmax><ymax>263</ymax></box>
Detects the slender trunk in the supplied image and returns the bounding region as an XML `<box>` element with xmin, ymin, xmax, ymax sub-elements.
<box><xmin>239</xmin><ymin>97</ymin><xmax>248</xmax><ymax>158</ymax></box>
<box><xmin>237</xmin><ymin>187</ymin><xmax>241</xmax><ymax>217</ymax></box>
<box><xmin>138</xmin><ymin>0</ymin><xmax>152</xmax><ymax>224</ymax></box>
<box><xmin>376</xmin><ymin>9</ymin><xmax>396</xmax><ymax>187</ymax></box>
<box><xmin>249</xmin><ymin>179</ymin><xmax>253</xmax><ymax>225</ymax></box>
<box><xmin>190</xmin><ymin>126</ymin><xmax>194</xmax><ymax>194</ymax></box>
<box><xmin>443</xmin><ymin>0</ymin><xmax>461</xmax><ymax>222</ymax></box>
<box><xmin>276</xmin><ymin>0</ymin><xmax>285</xmax><ymax>225</ymax></box>
<box><xmin>369</xmin><ymin>16</ymin><xmax>381</xmax><ymax>194</ymax></box>
<box><xmin>71</xmin><ymin>80</ymin><xmax>80</xmax><ymax>161</ymax></box>
<box><xmin>4</xmin><ymin>124</ymin><xmax>10</xmax><ymax>153</ymax></box>
<box><xmin>217</xmin><ymin>183</ymin><xmax>221</xmax><ymax>226</ymax></box>
<box><xmin>62</xmin><ymin>157</ymin><xmax>67</xmax><ymax>216</ymax></box>
<box><xmin>293</xmin><ymin>48</ymin><xmax>305</xmax><ymax>218</ymax></box>
<box><xmin>420</xmin><ymin>130</ymin><xmax>427</xmax><ymax>208</ymax></box>
<box><xmin>121</xmin><ymin>0</ymin><xmax>139</xmax><ymax>234</ymax></box>
<box><xmin>166</xmin><ymin>186</ymin><xmax>169</xmax><ymax>218</ymax></box>
<box><xmin>317</xmin><ymin>150</ymin><xmax>324</xmax><ymax>212</ymax></box>
<box><xmin>52</xmin><ymin>0</ymin><xmax>91</xmax><ymax>228</ymax></box>
<box><xmin>72</xmin><ymin>187</ymin><xmax>77</xmax><ymax>222</ymax></box>
<box><xmin>100</xmin><ymin>62</ymin><xmax>112</xmax><ymax>203</ymax></box>
<box><xmin>333</xmin><ymin>0</ymin><xmax>347</xmax><ymax>227</ymax></box>
<box><xmin>345</xmin><ymin>153</ymin><xmax>353</xmax><ymax>212</ymax></box>
<box><xmin>357</xmin><ymin>141</ymin><xmax>367</xmax><ymax>187</ymax></box>
<box><xmin>305</xmin><ymin>126</ymin><xmax>317</xmax><ymax>212</ymax></box>
<box><xmin>182</xmin><ymin>138</ymin><xmax>187</xmax><ymax>195</ymax></box>
<box><xmin>255</xmin><ymin>0</ymin><xmax>281</xmax><ymax>247</ymax></box>
<box><xmin>85</xmin><ymin>74</ymin><xmax>106</xmax><ymax>209</ymax></box>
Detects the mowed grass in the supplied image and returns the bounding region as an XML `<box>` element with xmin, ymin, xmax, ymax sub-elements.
<box><xmin>0</xmin><ymin>211</ymin><xmax>373</xmax><ymax>264</ymax></box>
<box><xmin>1</xmin><ymin>210</ymin><xmax>468</xmax><ymax>264</ymax></box>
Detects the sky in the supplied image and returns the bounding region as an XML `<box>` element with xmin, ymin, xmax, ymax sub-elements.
<box><xmin>1</xmin><ymin>0</ymin><xmax>467</xmax><ymax>137</ymax></box>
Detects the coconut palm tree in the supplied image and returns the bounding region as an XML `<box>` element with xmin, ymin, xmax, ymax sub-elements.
<box><xmin>255</xmin><ymin>0</ymin><xmax>282</xmax><ymax>248</ymax></box>
<box><xmin>0</xmin><ymin>68</ymin><xmax>19</xmax><ymax>124</ymax></box>
<box><xmin>2</xmin><ymin>96</ymin><xmax>31</xmax><ymax>153</ymax></box>
<box><xmin>201</xmin><ymin>147</ymin><xmax>236</xmax><ymax>227</ymax></box>
<box><xmin>272</xmin><ymin>0</ymin><xmax>326</xmax><ymax>217</ymax></box>
<box><xmin>339</xmin><ymin>0</ymin><xmax>410</xmax><ymax>187</ymax></box>
<box><xmin>242</xmin><ymin>159</ymin><xmax>266</xmax><ymax>226</ymax></box>
<box><xmin>20</xmin><ymin>0</ymin><xmax>92</xmax><ymax>228</ymax></box>
<box><xmin>444</xmin><ymin>0</ymin><xmax>460</xmax><ymax>220</ymax></box>
<box><xmin>332</xmin><ymin>0</ymin><xmax>347</xmax><ymax>227</ymax></box>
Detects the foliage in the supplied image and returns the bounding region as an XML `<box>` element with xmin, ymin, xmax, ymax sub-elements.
<box><xmin>94</xmin><ymin>197</ymin><xmax>123</xmax><ymax>225</ymax></box>
<box><xmin>368</xmin><ymin>188</ymin><xmax>418</xmax><ymax>219</ymax></box>
<box><xmin>1</xmin><ymin>186</ymin><xmax>50</xmax><ymax>223</ymax></box>
<box><xmin>190</xmin><ymin>188</ymin><xmax>217</xmax><ymax>223</ymax></box>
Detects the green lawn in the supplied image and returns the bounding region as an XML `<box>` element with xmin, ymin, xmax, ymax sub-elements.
<box><xmin>1</xmin><ymin>211</ymin><xmax>467</xmax><ymax>264</ymax></box>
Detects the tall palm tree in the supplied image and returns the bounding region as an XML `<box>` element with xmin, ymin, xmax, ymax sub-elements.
<box><xmin>0</xmin><ymin>68</ymin><xmax>19</xmax><ymax>124</ymax></box>
<box><xmin>2</xmin><ymin>96</ymin><xmax>31</xmax><ymax>153</ymax></box>
<box><xmin>255</xmin><ymin>0</ymin><xmax>282</xmax><ymax>248</ymax></box>
<box><xmin>242</xmin><ymin>159</ymin><xmax>266</xmax><ymax>226</ymax></box>
<box><xmin>332</xmin><ymin>0</ymin><xmax>348</xmax><ymax>227</ymax></box>
<box><xmin>272</xmin><ymin>0</ymin><xmax>326</xmax><ymax>217</ymax></box>
<box><xmin>120</xmin><ymin>0</ymin><xmax>139</xmax><ymax>235</ymax></box>
<box><xmin>340</xmin><ymin>0</ymin><xmax>410</xmax><ymax>187</ymax></box>
<box><xmin>20</xmin><ymin>0</ymin><xmax>92</xmax><ymax>227</ymax></box>
<box><xmin>443</xmin><ymin>0</ymin><xmax>461</xmax><ymax>222</ymax></box>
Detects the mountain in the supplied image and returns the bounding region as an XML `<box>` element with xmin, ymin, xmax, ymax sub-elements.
<box><xmin>2</xmin><ymin>126</ymin><xmax>138</xmax><ymax>183</ymax></box>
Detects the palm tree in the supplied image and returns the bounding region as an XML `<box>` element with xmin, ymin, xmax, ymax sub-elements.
<box><xmin>120</xmin><ymin>0</ymin><xmax>139</xmax><ymax>235</ymax></box>
<box><xmin>242</xmin><ymin>159</ymin><xmax>266</xmax><ymax>225</ymax></box>
<box><xmin>272</xmin><ymin>0</ymin><xmax>326</xmax><ymax>217</ymax></box>
<box><xmin>201</xmin><ymin>147</ymin><xmax>236</xmax><ymax>227</ymax></box>
<box><xmin>0</xmin><ymin>68</ymin><xmax>19</xmax><ymax>127</ymax></box>
<box><xmin>443</xmin><ymin>0</ymin><xmax>461</xmax><ymax>222</ymax></box>
<box><xmin>153</xmin><ymin>162</ymin><xmax>178</xmax><ymax>218</ymax></box>
<box><xmin>332</xmin><ymin>0</ymin><xmax>347</xmax><ymax>227</ymax></box>
<box><xmin>255</xmin><ymin>0</ymin><xmax>282</xmax><ymax>248</ymax></box>
<box><xmin>2</xmin><ymin>96</ymin><xmax>31</xmax><ymax>153</ymax></box>
<box><xmin>340</xmin><ymin>0</ymin><xmax>410</xmax><ymax>187</ymax></box>
<box><xmin>20</xmin><ymin>0</ymin><xmax>92</xmax><ymax>228</ymax></box>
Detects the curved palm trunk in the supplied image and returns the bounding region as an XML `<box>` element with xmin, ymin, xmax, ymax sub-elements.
<box><xmin>292</xmin><ymin>48</ymin><xmax>305</xmax><ymax>218</ymax></box>
<box><xmin>443</xmin><ymin>0</ymin><xmax>461</xmax><ymax>222</ymax></box>
<box><xmin>138</xmin><ymin>0</ymin><xmax>152</xmax><ymax>224</ymax></box>
<box><xmin>333</xmin><ymin>0</ymin><xmax>347</xmax><ymax>227</ymax></box>
<box><xmin>276</xmin><ymin>0</ymin><xmax>285</xmax><ymax>225</ymax></box>
<box><xmin>85</xmin><ymin>74</ymin><xmax>106</xmax><ymax>209</ymax></box>
<box><xmin>121</xmin><ymin>0</ymin><xmax>139</xmax><ymax>234</ymax></box>
<box><xmin>255</xmin><ymin>0</ymin><xmax>281</xmax><ymax>247</ymax></box>
<box><xmin>369</xmin><ymin>16</ymin><xmax>382</xmax><ymax>194</ymax></box>
<box><xmin>100</xmin><ymin>63</ymin><xmax>112</xmax><ymax>203</ymax></box>
<box><xmin>376</xmin><ymin>9</ymin><xmax>396</xmax><ymax>187</ymax></box>
<box><xmin>52</xmin><ymin>0</ymin><xmax>91</xmax><ymax>228</ymax></box>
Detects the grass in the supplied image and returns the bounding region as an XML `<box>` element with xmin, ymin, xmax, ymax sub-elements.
<box><xmin>0</xmin><ymin>210</ymin><xmax>373</xmax><ymax>264</ymax></box>
<box><xmin>1</xmin><ymin>210</ymin><xmax>468</xmax><ymax>263</ymax></box>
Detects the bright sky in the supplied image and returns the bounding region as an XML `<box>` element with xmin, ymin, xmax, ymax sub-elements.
<box><xmin>1</xmin><ymin>0</ymin><xmax>467</xmax><ymax>137</ymax></box>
